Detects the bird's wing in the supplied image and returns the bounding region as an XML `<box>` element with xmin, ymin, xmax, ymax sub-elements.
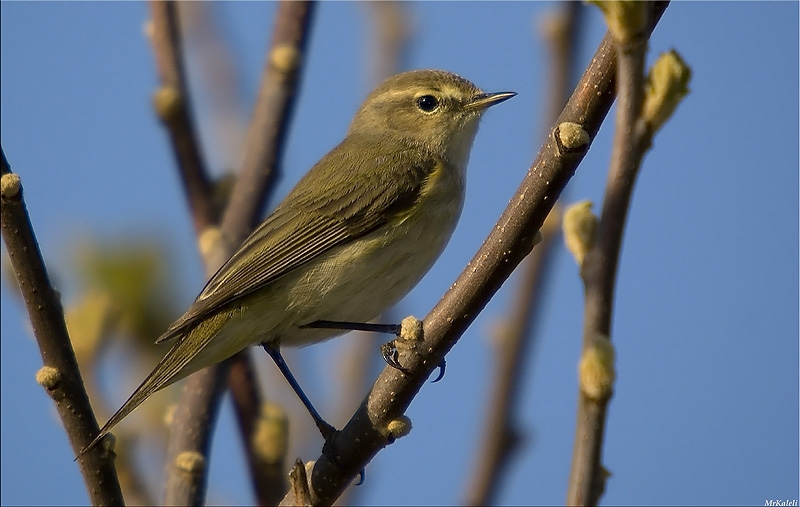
<box><xmin>156</xmin><ymin>143</ymin><xmax>437</xmax><ymax>344</ymax></box>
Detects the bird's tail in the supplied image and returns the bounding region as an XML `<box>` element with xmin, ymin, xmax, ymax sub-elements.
<box><xmin>77</xmin><ymin>311</ymin><xmax>234</xmax><ymax>458</ymax></box>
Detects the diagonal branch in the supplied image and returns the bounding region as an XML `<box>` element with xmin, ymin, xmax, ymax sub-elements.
<box><xmin>220</xmin><ymin>0</ymin><xmax>316</xmax><ymax>244</ymax></box>
<box><xmin>464</xmin><ymin>208</ymin><xmax>562</xmax><ymax>506</ymax></box>
<box><xmin>291</xmin><ymin>3</ymin><xmax>670</xmax><ymax>505</ymax></box>
<box><xmin>0</xmin><ymin>147</ymin><xmax>124</xmax><ymax>506</ymax></box>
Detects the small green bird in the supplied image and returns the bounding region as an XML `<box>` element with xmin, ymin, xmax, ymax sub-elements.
<box><xmin>81</xmin><ymin>69</ymin><xmax>514</xmax><ymax>456</ymax></box>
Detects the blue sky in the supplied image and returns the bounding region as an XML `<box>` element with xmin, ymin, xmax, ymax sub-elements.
<box><xmin>1</xmin><ymin>2</ymin><xmax>798</xmax><ymax>506</ymax></box>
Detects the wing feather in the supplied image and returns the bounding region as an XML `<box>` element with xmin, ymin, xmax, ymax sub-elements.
<box><xmin>156</xmin><ymin>139</ymin><xmax>436</xmax><ymax>344</ymax></box>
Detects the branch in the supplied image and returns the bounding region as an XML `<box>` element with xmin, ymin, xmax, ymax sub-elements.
<box><xmin>289</xmin><ymin>4</ymin><xmax>670</xmax><ymax>504</ymax></box>
<box><xmin>149</xmin><ymin>2</ymin><xmax>232</xmax><ymax>502</ymax></box>
<box><xmin>565</xmin><ymin>25</ymin><xmax>647</xmax><ymax>500</ymax></box>
<box><xmin>288</xmin><ymin>459</ymin><xmax>313</xmax><ymax>507</ymax></box>
<box><xmin>220</xmin><ymin>0</ymin><xmax>316</xmax><ymax>244</ymax></box>
<box><xmin>363</xmin><ymin>1</ymin><xmax>411</xmax><ymax>86</ymax></box>
<box><xmin>0</xmin><ymin>147</ymin><xmax>124</xmax><ymax>506</ymax></box>
<box><xmin>149</xmin><ymin>0</ymin><xmax>216</xmax><ymax>232</ymax></box>
<box><xmin>229</xmin><ymin>350</ymin><xmax>289</xmax><ymax>507</ymax></box>
<box><xmin>162</xmin><ymin>358</ymin><xmax>230</xmax><ymax>506</ymax></box>
<box><xmin>464</xmin><ymin>4</ymin><xmax>583</xmax><ymax>504</ymax></box>
<box><xmin>163</xmin><ymin>2</ymin><xmax>316</xmax><ymax>504</ymax></box>
<box><xmin>581</xmin><ymin>2</ymin><xmax>651</xmax><ymax>336</ymax></box>
<box><xmin>567</xmin><ymin>4</ymin><xmax>690</xmax><ymax>504</ymax></box>
<box><xmin>463</xmin><ymin>210</ymin><xmax>561</xmax><ymax>506</ymax></box>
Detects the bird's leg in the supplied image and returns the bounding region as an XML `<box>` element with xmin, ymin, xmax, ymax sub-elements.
<box><xmin>263</xmin><ymin>344</ymin><xmax>367</xmax><ymax>482</ymax></box>
<box><xmin>304</xmin><ymin>316</ymin><xmax>446</xmax><ymax>382</ymax></box>
<box><xmin>261</xmin><ymin>344</ymin><xmax>337</xmax><ymax>442</ymax></box>
<box><xmin>302</xmin><ymin>320</ymin><xmax>401</xmax><ymax>335</ymax></box>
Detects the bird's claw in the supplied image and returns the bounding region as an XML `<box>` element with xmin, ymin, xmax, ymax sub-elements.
<box><xmin>381</xmin><ymin>340</ymin><xmax>411</xmax><ymax>374</ymax></box>
<box><xmin>431</xmin><ymin>359</ymin><xmax>446</xmax><ymax>383</ymax></box>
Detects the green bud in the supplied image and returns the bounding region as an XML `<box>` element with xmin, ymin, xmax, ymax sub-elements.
<box><xmin>563</xmin><ymin>200</ymin><xmax>597</xmax><ymax>267</ymax></box>
<box><xmin>643</xmin><ymin>50</ymin><xmax>692</xmax><ymax>133</ymax></box>
<box><xmin>579</xmin><ymin>333</ymin><xmax>616</xmax><ymax>401</ymax></box>
<box><xmin>588</xmin><ymin>0</ymin><xmax>650</xmax><ymax>45</ymax></box>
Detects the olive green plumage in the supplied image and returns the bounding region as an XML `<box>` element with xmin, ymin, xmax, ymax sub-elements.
<box><xmin>82</xmin><ymin>69</ymin><xmax>514</xmax><ymax>456</ymax></box>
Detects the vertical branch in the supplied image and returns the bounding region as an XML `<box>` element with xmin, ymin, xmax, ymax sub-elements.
<box><xmin>0</xmin><ymin>148</ymin><xmax>124</xmax><ymax>506</ymax></box>
<box><xmin>149</xmin><ymin>2</ymin><xmax>231</xmax><ymax>504</ymax></box>
<box><xmin>150</xmin><ymin>0</ymin><xmax>216</xmax><ymax>232</ymax></box>
<box><xmin>163</xmin><ymin>2</ymin><xmax>316</xmax><ymax>505</ymax></box>
<box><xmin>464</xmin><ymin>210</ymin><xmax>561</xmax><ymax>507</ymax></box>
<box><xmin>162</xmin><ymin>358</ymin><xmax>230</xmax><ymax>506</ymax></box>
<box><xmin>464</xmin><ymin>4</ymin><xmax>583</xmax><ymax>505</ymax></box>
<box><xmin>229</xmin><ymin>350</ymin><xmax>289</xmax><ymax>507</ymax></box>
<box><xmin>583</xmin><ymin>7</ymin><xmax>650</xmax><ymax>337</ymax></box>
<box><xmin>177</xmin><ymin>2</ymin><xmax>250</xmax><ymax>171</ymax></box>
<box><xmin>363</xmin><ymin>1</ymin><xmax>411</xmax><ymax>85</ymax></box>
<box><xmin>567</xmin><ymin>2</ymin><xmax>666</xmax><ymax>505</ymax></box>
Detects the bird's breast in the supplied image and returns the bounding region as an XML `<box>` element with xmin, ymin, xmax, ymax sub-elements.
<box><xmin>281</xmin><ymin>159</ymin><xmax>465</xmax><ymax>346</ymax></box>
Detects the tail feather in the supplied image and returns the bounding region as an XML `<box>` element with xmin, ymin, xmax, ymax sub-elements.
<box><xmin>77</xmin><ymin>314</ymin><xmax>229</xmax><ymax>458</ymax></box>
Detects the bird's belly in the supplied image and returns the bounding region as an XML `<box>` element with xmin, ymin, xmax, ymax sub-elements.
<box><xmin>189</xmin><ymin>175</ymin><xmax>464</xmax><ymax>370</ymax></box>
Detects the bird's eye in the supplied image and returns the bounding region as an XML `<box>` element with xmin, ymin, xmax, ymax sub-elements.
<box><xmin>416</xmin><ymin>95</ymin><xmax>439</xmax><ymax>113</ymax></box>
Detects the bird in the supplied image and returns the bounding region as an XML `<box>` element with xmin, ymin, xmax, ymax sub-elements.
<box><xmin>80</xmin><ymin>69</ymin><xmax>515</xmax><ymax>457</ymax></box>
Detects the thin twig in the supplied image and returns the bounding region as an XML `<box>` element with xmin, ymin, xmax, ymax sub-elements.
<box><xmin>464</xmin><ymin>210</ymin><xmax>562</xmax><ymax>506</ymax></box>
<box><xmin>229</xmin><ymin>350</ymin><xmax>288</xmax><ymax>506</ymax></box>
<box><xmin>566</xmin><ymin>4</ymin><xmax>654</xmax><ymax>505</ymax></box>
<box><xmin>0</xmin><ymin>147</ymin><xmax>124</xmax><ymax>506</ymax></box>
<box><xmin>163</xmin><ymin>2</ymin><xmax>316</xmax><ymax>504</ymax></box>
<box><xmin>149</xmin><ymin>0</ymin><xmax>237</xmax><ymax>502</ymax></box>
<box><xmin>163</xmin><ymin>356</ymin><xmax>230</xmax><ymax>506</ymax></box>
<box><xmin>464</xmin><ymin>3</ymin><xmax>583</xmax><ymax>504</ymax></box>
<box><xmin>149</xmin><ymin>0</ymin><xmax>216</xmax><ymax>232</ymax></box>
<box><xmin>363</xmin><ymin>1</ymin><xmax>411</xmax><ymax>86</ymax></box>
<box><xmin>285</xmin><ymin>4</ymin><xmax>669</xmax><ymax>504</ymax></box>
<box><xmin>220</xmin><ymin>0</ymin><xmax>316</xmax><ymax>244</ymax></box>
<box><xmin>288</xmin><ymin>459</ymin><xmax>313</xmax><ymax>507</ymax></box>
<box><xmin>177</xmin><ymin>2</ymin><xmax>249</xmax><ymax>172</ymax></box>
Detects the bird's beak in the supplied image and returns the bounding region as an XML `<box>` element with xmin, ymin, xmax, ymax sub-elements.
<box><xmin>466</xmin><ymin>91</ymin><xmax>517</xmax><ymax>110</ymax></box>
